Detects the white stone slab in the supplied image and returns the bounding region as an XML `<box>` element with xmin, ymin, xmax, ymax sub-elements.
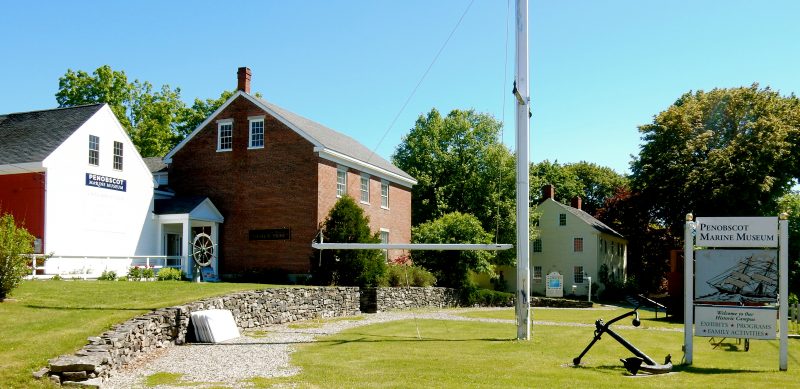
<box><xmin>190</xmin><ymin>309</ymin><xmax>240</xmax><ymax>343</ymax></box>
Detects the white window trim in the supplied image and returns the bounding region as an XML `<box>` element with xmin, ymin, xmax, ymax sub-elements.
<box><xmin>380</xmin><ymin>180</ymin><xmax>390</xmax><ymax>209</ymax></box>
<box><xmin>380</xmin><ymin>228</ymin><xmax>390</xmax><ymax>261</ymax></box>
<box><xmin>574</xmin><ymin>266</ymin><xmax>585</xmax><ymax>284</ymax></box>
<box><xmin>336</xmin><ymin>166</ymin><xmax>348</xmax><ymax>198</ymax></box>
<box><xmin>88</xmin><ymin>134</ymin><xmax>100</xmax><ymax>166</ymax></box>
<box><xmin>532</xmin><ymin>266</ymin><xmax>543</xmax><ymax>282</ymax></box>
<box><xmin>217</xmin><ymin>119</ymin><xmax>233</xmax><ymax>152</ymax></box>
<box><xmin>360</xmin><ymin>174</ymin><xmax>370</xmax><ymax>204</ymax></box>
<box><xmin>112</xmin><ymin>141</ymin><xmax>123</xmax><ymax>171</ymax></box>
<box><xmin>248</xmin><ymin>116</ymin><xmax>265</xmax><ymax>150</ymax></box>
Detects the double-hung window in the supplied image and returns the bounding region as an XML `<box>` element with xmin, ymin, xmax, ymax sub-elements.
<box><xmin>380</xmin><ymin>180</ymin><xmax>389</xmax><ymax>208</ymax></box>
<box><xmin>360</xmin><ymin>175</ymin><xmax>370</xmax><ymax>203</ymax></box>
<box><xmin>217</xmin><ymin>120</ymin><xmax>233</xmax><ymax>151</ymax></box>
<box><xmin>533</xmin><ymin>266</ymin><xmax>543</xmax><ymax>282</ymax></box>
<box><xmin>532</xmin><ymin>239</ymin><xmax>542</xmax><ymax>253</ymax></box>
<box><xmin>573</xmin><ymin>237</ymin><xmax>583</xmax><ymax>252</ymax></box>
<box><xmin>113</xmin><ymin>141</ymin><xmax>123</xmax><ymax>170</ymax></box>
<box><xmin>380</xmin><ymin>229</ymin><xmax>390</xmax><ymax>261</ymax></box>
<box><xmin>337</xmin><ymin>168</ymin><xmax>347</xmax><ymax>197</ymax></box>
<box><xmin>559</xmin><ymin>213</ymin><xmax>567</xmax><ymax>226</ymax></box>
<box><xmin>249</xmin><ymin>116</ymin><xmax>264</xmax><ymax>149</ymax></box>
<box><xmin>88</xmin><ymin>135</ymin><xmax>99</xmax><ymax>166</ymax></box>
<box><xmin>574</xmin><ymin>266</ymin><xmax>584</xmax><ymax>283</ymax></box>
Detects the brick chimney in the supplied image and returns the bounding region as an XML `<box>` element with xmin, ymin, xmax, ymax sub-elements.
<box><xmin>237</xmin><ymin>67</ymin><xmax>251</xmax><ymax>93</ymax></box>
<box><xmin>542</xmin><ymin>185</ymin><xmax>555</xmax><ymax>200</ymax></box>
<box><xmin>571</xmin><ymin>196</ymin><xmax>582</xmax><ymax>210</ymax></box>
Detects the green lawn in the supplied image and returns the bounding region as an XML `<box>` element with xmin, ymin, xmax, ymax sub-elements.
<box><xmin>0</xmin><ymin>280</ymin><xmax>272</xmax><ymax>388</ymax></box>
<box><xmin>258</xmin><ymin>311</ymin><xmax>800</xmax><ymax>388</ymax></box>
<box><xmin>460</xmin><ymin>305</ymin><xmax>684</xmax><ymax>329</ymax></box>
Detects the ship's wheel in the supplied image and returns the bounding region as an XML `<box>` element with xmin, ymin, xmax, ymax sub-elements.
<box><xmin>191</xmin><ymin>233</ymin><xmax>215</xmax><ymax>267</ymax></box>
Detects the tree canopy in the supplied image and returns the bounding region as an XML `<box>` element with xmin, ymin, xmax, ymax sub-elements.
<box><xmin>392</xmin><ymin>108</ymin><xmax>517</xmax><ymax>263</ymax></box>
<box><xmin>630</xmin><ymin>84</ymin><xmax>800</xmax><ymax>233</ymax></box>
<box><xmin>0</xmin><ymin>212</ymin><xmax>34</xmax><ymax>301</ymax></box>
<box><xmin>531</xmin><ymin>160</ymin><xmax>627</xmax><ymax>215</ymax></box>
<box><xmin>56</xmin><ymin>65</ymin><xmax>234</xmax><ymax>157</ymax></box>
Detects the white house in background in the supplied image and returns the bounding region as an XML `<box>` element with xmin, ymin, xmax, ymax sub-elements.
<box><xmin>531</xmin><ymin>185</ymin><xmax>627</xmax><ymax>297</ymax></box>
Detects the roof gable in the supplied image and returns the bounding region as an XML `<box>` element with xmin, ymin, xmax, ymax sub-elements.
<box><xmin>164</xmin><ymin>91</ymin><xmax>416</xmax><ymax>187</ymax></box>
<box><xmin>540</xmin><ymin>198</ymin><xmax>625</xmax><ymax>239</ymax></box>
<box><xmin>0</xmin><ymin>104</ymin><xmax>105</xmax><ymax>166</ymax></box>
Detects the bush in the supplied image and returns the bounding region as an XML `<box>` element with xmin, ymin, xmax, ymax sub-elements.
<box><xmin>411</xmin><ymin>212</ymin><xmax>494</xmax><ymax>289</ymax></box>
<box><xmin>382</xmin><ymin>264</ymin><xmax>436</xmax><ymax>287</ymax></box>
<box><xmin>0</xmin><ymin>212</ymin><xmax>35</xmax><ymax>301</ymax></box>
<box><xmin>98</xmin><ymin>270</ymin><xmax>117</xmax><ymax>281</ymax></box>
<box><xmin>142</xmin><ymin>267</ymin><xmax>155</xmax><ymax>280</ymax></box>
<box><xmin>50</xmin><ymin>274</ymin><xmax>63</xmax><ymax>281</ymax></box>
<box><xmin>311</xmin><ymin>196</ymin><xmax>386</xmax><ymax>288</ymax></box>
<box><xmin>157</xmin><ymin>267</ymin><xmax>183</xmax><ymax>281</ymax></box>
<box><xmin>460</xmin><ymin>285</ymin><xmax>513</xmax><ymax>306</ymax></box>
<box><xmin>127</xmin><ymin>266</ymin><xmax>143</xmax><ymax>281</ymax></box>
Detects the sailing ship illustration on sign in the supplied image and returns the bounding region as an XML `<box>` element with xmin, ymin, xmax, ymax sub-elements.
<box><xmin>696</xmin><ymin>250</ymin><xmax>778</xmax><ymax>304</ymax></box>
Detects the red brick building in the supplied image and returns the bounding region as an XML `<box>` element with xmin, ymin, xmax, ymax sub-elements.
<box><xmin>164</xmin><ymin>68</ymin><xmax>416</xmax><ymax>277</ymax></box>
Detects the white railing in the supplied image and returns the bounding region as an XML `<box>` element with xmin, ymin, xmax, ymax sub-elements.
<box><xmin>25</xmin><ymin>255</ymin><xmax>184</xmax><ymax>280</ymax></box>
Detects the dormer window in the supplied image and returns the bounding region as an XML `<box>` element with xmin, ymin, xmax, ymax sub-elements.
<box><xmin>88</xmin><ymin>135</ymin><xmax>99</xmax><ymax>166</ymax></box>
<box><xmin>217</xmin><ymin>119</ymin><xmax>233</xmax><ymax>152</ymax></box>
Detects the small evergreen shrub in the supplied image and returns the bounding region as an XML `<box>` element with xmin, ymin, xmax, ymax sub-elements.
<box><xmin>460</xmin><ymin>285</ymin><xmax>513</xmax><ymax>307</ymax></box>
<box><xmin>157</xmin><ymin>267</ymin><xmax>183</xmax><ymax>281</ymax></box>
<box><xmin>98</xmin><ymin>270</ymin><xmax>118</xmax><ymax>281</ymax></box>
<box><xmin>142</xmin><ymin>267</ymin><xmax>155</xmax><ymax>280</ymax></box>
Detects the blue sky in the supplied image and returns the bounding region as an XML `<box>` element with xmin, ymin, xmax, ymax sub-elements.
<box><xmin>2</xmin><ymin>1</ymin><xmax>799</xmax><ymax>174</ymax></box>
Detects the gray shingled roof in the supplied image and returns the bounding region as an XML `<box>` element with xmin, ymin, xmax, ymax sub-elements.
<box><xmin>143</xmin><ymin>157</ymin><xmax>167</xmax><ymax>173</ymax></box>
<box><xmin>553</xmin><ymin>200</ymin><xmax>625</xmax><ymax>239</ymax></box>
<box><xmin>256</xmin><ymin>97</ymin><xmax>415</xmax><ymax>182</ymax></box>
<box><xmin>153</xmin><ymin>196</ymin><xmax>208</xmax><ymax>215</ymax></box>
<box><xmin>0</xmin><ymin>104</ymin><xmax>105</xmax><ymax>165</ymax></box>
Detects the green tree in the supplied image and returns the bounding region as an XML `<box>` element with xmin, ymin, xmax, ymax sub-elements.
<box><xmin>411</xmin><ymin>212</ymin><xmax>494</xmax><ymax>289</ymax></box>
<box><xmin>0</xmin><ymin>212</ymin><xmax>35</xmax><ymax>301</ymax></box>
<box><xmin>777</xmin><ymin>192</ymin><xmax>800</xmax><ymax>295</ymax></box>
<box><xmin>312</xmin><ymin>196</ymin><xmax>386</xmax><ymax>287</ymax></box>
<box><xmin>56</xmin><ymin>65</ymin><xmax>187</xmax><ymax>157</ymax></box>
<box><xmin>631</xmin><ymin>84</ymin><xmax>800</xmax><ymax>234</ymax></box>
<box><xmin>176</xmin><ymin>90</ymin><xmax>236</xmax><ymax>140</ymax></box>
<box><xmin>531</xmin><ymin>160</ymin><xmax>627</xmax><ymax>216</ymax></box>
<box><xmin>392</xmin><ymin>108</ymin><xmax>516</xmax><ymax>263</ymax></box>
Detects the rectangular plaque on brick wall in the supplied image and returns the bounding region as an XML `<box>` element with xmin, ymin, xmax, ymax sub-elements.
<box><xmin>249</xmin><ymin>228</ymin><xmax>291</xmax><ymax>241</ymax></box>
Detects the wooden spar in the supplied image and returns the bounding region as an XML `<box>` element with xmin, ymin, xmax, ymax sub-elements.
<box><xmin>514</xmin><ymin>0</ymin><xmax>531</xmax><ymax>341</ymax></box>
<box><xmin>312</xmin><ymin>243</ymin><xmax>513</xmax><ymax>251</ymax></box>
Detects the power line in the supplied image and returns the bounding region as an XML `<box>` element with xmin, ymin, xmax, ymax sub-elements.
<box><xmin>365</xmin><ymin>0</ymin><xmax>476</xmax><ymax>164</ymax></box>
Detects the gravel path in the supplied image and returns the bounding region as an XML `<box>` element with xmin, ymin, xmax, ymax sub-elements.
<box><xmin>105</xmin><ymin>307</ymin><xmax>679</xmax><ymax>388</ymax></box>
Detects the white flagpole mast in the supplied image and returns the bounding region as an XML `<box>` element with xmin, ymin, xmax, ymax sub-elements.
<box><xmin>514</xmin><ymin>0</ymin><xmax>531</xmax><ymax>341</ymax></box>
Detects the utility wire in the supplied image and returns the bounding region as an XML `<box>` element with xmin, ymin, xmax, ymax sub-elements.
<box><xmin>495</xmin><ymin>0</ymin><xmax>511</xmax><ymax>243</ymax></box>
<box><xmin>365</xmin><ymin>0</ymin><xmax>476</xmax><ymax>164</ymax></box>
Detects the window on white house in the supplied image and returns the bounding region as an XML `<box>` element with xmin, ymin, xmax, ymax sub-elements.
<box><xmin>249</xmin><ymin>117</ymin><xmax>264</xmax><ymax>148</ymax></box>
<box><xmin>533</xmin><ymin>266</ymin><xmax>542</xmax><ymax>282</ymax></box>
<box><xmin>381</xmin><ymin>180</ymin><xmax>389</xmax><ymax>208</ymax></box>
<box><xmin>574</xmin><ymin>266</ymin><xmax>584</xmax><ymax>283</ymax></box>
<box><xmin>113</xmin><ymin>141</ymin><xmax>123</xmax><ymax>170</ymax></box>
<box><xmin>337</xmin><ymin>168</ymin><xmax>347</xmax><ymax>197</ymax></box>
<box><xmin>217</xmin><ymin>121</ymin><xmax>233</xmax><ymax>151</ymax></box>
<box><xmin>88</xmin><ymin>135</ymin><xmax>99</xmax><ymax>166</ymax></box>
<box><xmin>573</xmin><ymin>237</ymin><xmax>583</xmax><ymax>252</ymax></box>
<box><xmin>559</xmin><ymin>213</ymin><xmax>566</xmax><ymax>226</ymax></box>
<box><xmin>360</xmin><ymin>175</ymin><xmax>370</xmax><ymax>203</ymax></box>
<box><xmin>533</xmin><ymin>239</ymin><xmax>542</xmax><ymax>253</ymax></box>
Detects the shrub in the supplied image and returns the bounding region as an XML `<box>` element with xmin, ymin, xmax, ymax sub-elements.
<box><xmin>98</xmin><ymin>270</ymin><xmax>117</xmax><ymax>281</ymax></box>
<box><xmin>411</xmin><ymin>212</ymin><xmax>494</xmax><ymax>289</ymax></box>
<box><xmin>157</xmin><ymin>267</ymin><xmax>183</xmax><ymax>281</ymax></box>
<box><xmin>142</xmin><ymin>267</ymin><xmax>155</xmax><ymax>280</ymax></box>
<box><xmin>127</xmin><ymin>266</ymin><xmax>143</xmax><ymax>281</ymax></box>
<box><xmin>50</xmin><ymin>274</ymin><xmax>63</xmax><ymax>281</ymax></box>
<box><xmin>0</xmin><ymin>212</ymin><xmax>35</xmax><ymax>301</ymax></box>
<box><xmin>460</xmin><ymin>285</ymin><xmax>513</xmax><ymax>306</ymax></box>
<box><xmin>311</xmin><ymin>196</ymin><xmax>386</xmax><ymax>288</ymax></box>
<box><xmin>382</xmin><ymin>264</ymin><xmax>436</xmax><ymax>287</ymax></box>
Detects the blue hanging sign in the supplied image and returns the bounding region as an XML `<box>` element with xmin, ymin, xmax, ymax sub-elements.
<box><xmin>85</xmin><ymin>173</ymin><xmax>127</xmax><ymax>192</ymax></box>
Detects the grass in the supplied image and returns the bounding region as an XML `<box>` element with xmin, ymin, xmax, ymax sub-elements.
<box><xmin>258</xmin><ymin>311</ymin><xmax>800</xmax><ymax>388</ymax></box>
<box><xmin>0</xmin><ymin>279</ymin><xmax>273</xmax><ymax>388</ymax></box>
<box><xmin>287</xmin><ymin>315</ymin><xmax>365</xmax><ymax>329</ymax></box>
<box><xmin>460</xmin><ymin>305</ymin><xmax>684</xmax><ymax>329</ymax></box>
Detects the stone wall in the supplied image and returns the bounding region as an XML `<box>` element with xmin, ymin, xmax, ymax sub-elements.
<box><xmin>361</xmin><ymin>287</ymin><xmax>459</xmax><ymax>313</ymax></box>
<box><xmin>39</xmin><ymin>287</ymin><xmax>359</xmax><ymax>387</ymax></box>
